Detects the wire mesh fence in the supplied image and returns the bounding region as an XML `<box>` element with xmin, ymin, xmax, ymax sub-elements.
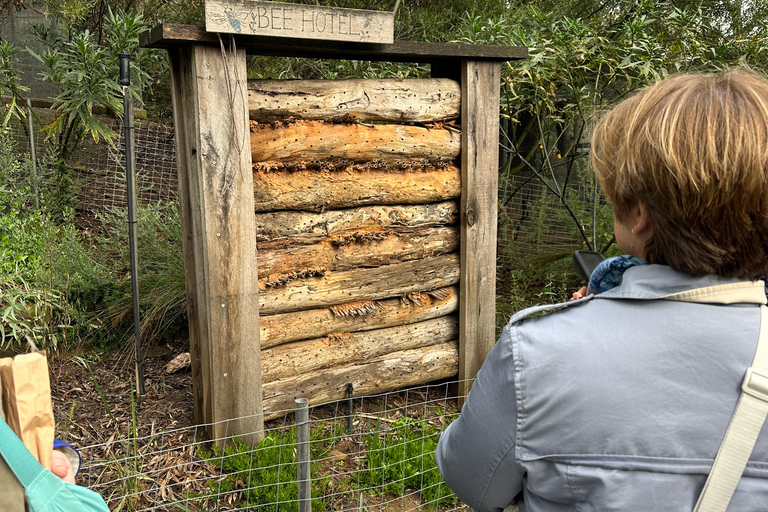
<box><xmin>74</xmin><ymin>116</ymin><xmax>178</xmax><ymax>211</ymax></box>
<box><xmin>4</xmin><ymin>105</ymin><xmax>178</xmax><ymax>213</ymax></box>
<box><xmin>77</xmin><ymin>381</ymin><xmax>479</xmax><ymax>512</ymax></box>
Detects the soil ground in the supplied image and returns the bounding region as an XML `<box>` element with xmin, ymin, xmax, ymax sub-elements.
<box><xmin>47</xmin><ymin>344</ymin><xmax>494</xmax><ymax>512</ymax></box>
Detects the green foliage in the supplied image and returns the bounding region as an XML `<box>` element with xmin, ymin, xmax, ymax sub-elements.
<box><xmin>456</xmin><ymin>1</ymin><xmax>768</xmax><ymax>263</ymax></box>
<box><xmin>360</xmin><ymin>417</ymin><xmax>456</xmax><ymax>508</ymax></box>
<box><xmin>0</xmin><ymin>276</ymin><xmax>71</xmax><ymax>351</ymax></box>
<box><xmin>0</xmin><ymin>41</ymin><xmax>29</xmax><ymax>126</ymax></box>
<box><xmin>31</xmin><ymin>27</ymin><xmax>122</xmax><ymax>158</ymax></box>
<box><xmin>199</xmin><ymin>416</ymin><xmax>456</xmax><ymax>510</ymax></box>
<box><xmin>0</xmin><ymin>131</ymin><xmax>106</xmax><ymax>350</ymax></box>
<box><xmin>29</xmin><ymin>9</ymin><xmax>165</xmax><ymax>160</ymax></box>
<box><xmin>200</xmin><ymin>431</ymin><xmax>328</xmax><ymax>512</ymax></box>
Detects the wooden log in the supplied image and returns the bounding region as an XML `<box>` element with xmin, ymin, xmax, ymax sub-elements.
<box><xmin>248</xmin><ymin>78</ymin><xmax>460</xmax><ymax>123</ymax></box>
<box><xmin>260</xmin><ymin>286</ymin><xmax>458</xmax><ymax>348</ymax></box>
<box><xmin>168</xmin><ymin>43</ymin><xmax>263</xmax><ymax>445</ymax></box>
<box><xmin>262</xmin><ymin>342</ymin><xmax>459</xmax><ymax>418</ymax></box>
<box><xmin>255</xmin><ymin>201</ymin><xmax>458</xmax><ymax>245</ymax></box>
<box><xmin>253</xmin><ymin>166</ymin><xmax>460</xmax><ymax>212</ymax></box>
<box><xmin>459</xmin><ymin>61</ymin><xmax>501</xmax><ymax>401</ymax></box>
<box><xmin>250</xmin><ymin>121</ymin><xmax>460</xmax><ymax>163</ymax></box>
<box><xmin>258</xmin><ymin>226</ymin><xmax>458</xmax><ymax>276</ymax></box>
<box><xmin>259</xmin><ymin>253</ymin><xmax>459</xmax><ymax>314</ymax></box>
<box><xmin>261</xmin><ymin>316</ymin><xmax>457</xmax><ymax>382</ymax></box>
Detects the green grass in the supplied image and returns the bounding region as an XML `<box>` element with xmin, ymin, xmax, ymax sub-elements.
<box><xmin>198</xmin><ymin>414</ymin><xmax>457</xmax><ymax>511</ymax></box>
<box><xmin>199</xmin><ymin>429</ymin><xmax>329</xmax><ymax>512</ymax></box>
<box><xmin>359</xmin><ymin>416</ymin><xmax>457</xmax><ymax>508</ymax></box>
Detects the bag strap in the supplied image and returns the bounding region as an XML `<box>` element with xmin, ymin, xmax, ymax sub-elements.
<box><xmin>0</xmin><ymin>416</ymin><xmax>47</xmax><ymax>488</ymax></box>
<box><xmin>694</xmin><ymin>304</ymin><xmax>768</xmax><ymax>512</ymax></box>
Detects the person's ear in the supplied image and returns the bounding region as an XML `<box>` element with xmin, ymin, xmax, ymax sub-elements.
<box><xmin>631</xmin><ymin>201</ymin><xmax>652</xmax><ymax>237</ymax></box>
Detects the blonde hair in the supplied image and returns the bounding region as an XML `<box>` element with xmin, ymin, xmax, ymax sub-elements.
<box><xmin>591</xmin><ymin>69</ymin><xmax>768</xmax><ymax>279</ymax></box>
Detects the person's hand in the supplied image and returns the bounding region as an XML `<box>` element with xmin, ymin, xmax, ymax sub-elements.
<box><xmin>51</xmin><ymin>449</ymin><xmax>76</xmax><ymax>484</ymax></box>
<box><xmin>570</xmin><ymin>286</ymin><xmax>588</xmax><ymax>301</ymax></box>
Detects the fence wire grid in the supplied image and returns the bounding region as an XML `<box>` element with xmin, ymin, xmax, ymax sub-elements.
<box><xmin>77</xmin><ymin>381</ymin><xmax>484</xmax><ymax>512</ymax></box>
<box><xmin>5</xmin><ymin>105</ymin><xmax>178</xmax><ymax>213</ymax></box>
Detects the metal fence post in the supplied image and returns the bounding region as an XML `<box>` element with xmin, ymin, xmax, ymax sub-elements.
<box><xmin>347</xmin><ymin>382</ymin><xmax>354</xmax><ymax>434</ymax></box>
<box><xmin>26</xmin><ymin>99</ymin><xmax>39</xmax><ymax>210</ymax></box>
<box><xmin>295</xmin><ymin>398</ymin><xmax>310</xmax><ymax>512</ymax></box>
<box><xmin>120</xmin><ymin>51</ymin><xmax>145</xmax><ymax>398</ymax></box>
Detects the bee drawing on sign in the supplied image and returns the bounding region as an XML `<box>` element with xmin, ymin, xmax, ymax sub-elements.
<box><xmin>359</xmin><ymin>18</ymin><xmax>371</xmax><ymax>41</ymax></box>
<box><xmin>208</xmin><ymin>6</ymin><xmax>248</xmax><ymax>33</ymax></box>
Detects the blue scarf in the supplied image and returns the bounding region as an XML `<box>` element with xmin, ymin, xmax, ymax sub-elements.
<box><xmin>587</xmin><ymin>255</ymin><xmax>645</xmax><ymax>295</ymax></box>
<box><xmin>587</xmin><ymin>256</ymin><xmax>768</xmax><ymax>296</ymax></box>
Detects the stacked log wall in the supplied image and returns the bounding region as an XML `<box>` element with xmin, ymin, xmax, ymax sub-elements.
<box><xmin>250</xmin><ymin>78</ymin><xmax>462</xmax><ymax>417</ymax></box>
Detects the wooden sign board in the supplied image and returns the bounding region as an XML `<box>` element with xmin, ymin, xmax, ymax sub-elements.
<box><xmin>206</xmin><ymin>0</ymin><xmax>394</xmax><ymax>44</ymax></box>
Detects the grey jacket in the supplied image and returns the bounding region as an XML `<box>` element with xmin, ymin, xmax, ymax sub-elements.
<box><xmin>436</xmin><ymin>265</ymin><xmax>768</xmax><ymax>511</ymax></box>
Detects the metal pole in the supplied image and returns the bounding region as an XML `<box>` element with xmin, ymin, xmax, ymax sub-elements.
<box><xmin>120</xmin><ymin>51</ymin><xmax>145</xmax><ymax>397</ymax></box>
<box><xmin>295</xmin><ymin>398</ymin><xmax>311</xmax><ymax>512</ymax></box>
<box><xmin>347</xmin><ymin>382</ymin><xmax>354</xmax><ymax>434</ymax></box>
<box><xmin>26</xmin><ymin>99</ymin><xmax>39</xmax><ymax>210</ymax></box>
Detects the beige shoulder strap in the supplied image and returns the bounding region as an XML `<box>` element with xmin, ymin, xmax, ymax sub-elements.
<box><xmin>694</xmin><ymin>304</ymin><xmax>768</xmax><ymax>512</ymax></box>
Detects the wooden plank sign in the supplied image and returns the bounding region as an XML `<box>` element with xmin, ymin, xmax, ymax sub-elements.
<box><xmin>205</xmin><ymin>0</ymin><xmax>394</xmax><ymax>44</ymax></box>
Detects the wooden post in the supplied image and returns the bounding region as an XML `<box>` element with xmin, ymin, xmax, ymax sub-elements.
<box><xmin>458</xmin><ymin>60</ymin><xmax>500</xmax><ymax>401</ymax></box>
<box><xmin>169</xmin><ymin>41</ymin><xmax>263</xmax><ymax>445</ymax></box>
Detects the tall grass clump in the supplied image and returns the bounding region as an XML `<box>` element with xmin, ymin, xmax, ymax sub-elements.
<box><xmin>95</xmin><ymin>202</ymin><xmax>187</xmax><ymax>345</ymax></box>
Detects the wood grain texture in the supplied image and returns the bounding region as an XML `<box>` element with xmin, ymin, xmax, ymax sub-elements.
<box><xmin>248</xmin><ymin>78</ymin><xmax>460</xmax><ymax>123</ymax></box>
<box><xmin>258</xmin><ymin>226</ymin><xmax>458</xmax><ymax>276</ymax></box>
<box><xmin>262</xmin><ymin>342</ymin><xmax>459</xmax><ymax>418</ymax></box>
<box><xmin>171</xmin><ymin>43</ymin><xmax>263</xmax><ymax>444</ymax></box>
<box><xmin>205</xmin><ymin>0</ymin><xmax>394</xmax><ymax>44</ymax></box>
<box><xmin>250</xmin><ymin>121</ymin><xmax>460</xmax><ymax>162</ymax></box>
<box><xmin>253</xmin><ymin>166</ymin><xmax>460</xmax><ymax>212</ymax></box>
<box><xmin>169</xmin><ymin>47</ymin><xmax>209</xmax><ymax>427</ymax></box>
<box><xmin>258</xmin><ymin>253</ymin><xmax>460</xmax><ymax>314</ymax></box>
<box><xmin>259</xmin><ymin>286</ymin><xmax>458</xmax><ymax>348</ymax></box>
<box><xmin>261</xmin><ymin>316</ymin><xmax>457</xmax><ymax>382</ymax></box>
<box><xmin>459</xmin><ymin>60</ymin><xmax>501</xmax><ymax>400</ymax></box>
<box><xmin>141</xmin><ymin>24</ymin><xmax>529</xmax><ymax>63</ymax></box>
<box><xmin>255</xmin><ymin>201</ymin><xmax>458</xmax><ymax>245</ymax></box>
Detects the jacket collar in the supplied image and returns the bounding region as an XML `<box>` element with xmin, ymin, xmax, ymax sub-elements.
<box><xmin>598</xmin><ymin>265</ymin><xmax>767</xmax><ymax>305</ymax></box>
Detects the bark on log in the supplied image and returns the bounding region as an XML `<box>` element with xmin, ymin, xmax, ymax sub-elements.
<box><xmin>248</xmin><ymin>78</ymin><xmax>461</xmax><ymax>123</ymax></box>
<box><xmin>250</xmin><ymin>121</ymin><xmax>460</xmax><ymax>163</ymax></box>
<box><xmin>255</xmin><ymin>201</ymin><xmax>458</xmax><ymax>245</ymax></box>
<box><xmin>262</xmin><ymin>342</ymin><xmax>459</xmax><ymax>419</ymax></box>
<box><xmin>253</xmin><ymin>166</ymin><xmax>460</xmax><ymax>212</ymax></box>
<box><xmin>258</xmin><ymin>226</ymin><xmax>458</xmax><ymax>276</ymax></box>
<box><xmin>260</xmin><ymin>286</ymin><xmax>458</xmax><ymax>348</ymax></box>
<box><xmin>258</xmin><ymin>254</ymin><xmax>460</xmax><ymax>314</ymax></box>
<box><xmin>262</xmin><ymin>316</ymin><xmax>457</xmax><ymax>382</ymax></box>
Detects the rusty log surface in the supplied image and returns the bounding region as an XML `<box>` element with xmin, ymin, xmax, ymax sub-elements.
<box><xmin>251</xmin><ymin>120</ymin><xmax>460</xmax><ymax>163</ymax></box>
<box><xmin>253</xmin><ymin>166</ymin><xmax>460</xmax><ymax>212</ymax></box>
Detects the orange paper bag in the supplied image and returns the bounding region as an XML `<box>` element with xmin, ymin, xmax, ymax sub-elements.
<box><xmin>0</xmin><ymin>351</ymin><xmax>54</xmax><ymax>470</ymax></box>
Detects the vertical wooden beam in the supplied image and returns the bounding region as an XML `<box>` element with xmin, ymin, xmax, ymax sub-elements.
<box><xmin>459</xmin><ymin>60</ymin><xmax>500</xmax><ymax>401</ymax></box>
<box><xmin>169</xmin><ymin>47</ymin><xmax>208</xmax><ymax>426</ymax></box>
<box><xmin>169</xmin><ymin>42</ymin><xmax>263</xmax><ymax>445</ymax></box>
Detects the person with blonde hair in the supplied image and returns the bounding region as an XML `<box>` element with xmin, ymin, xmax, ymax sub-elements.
<box><xmin>436</xmin><ymin>68</ymin><xmax>768</xmax><ymax>511</ymax></box>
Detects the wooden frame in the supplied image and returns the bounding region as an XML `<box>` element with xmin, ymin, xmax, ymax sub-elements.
<box><xmin>143</xmin><ymin>24</ymin><xmax>526</xmax><ymax>441</ymax></box>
